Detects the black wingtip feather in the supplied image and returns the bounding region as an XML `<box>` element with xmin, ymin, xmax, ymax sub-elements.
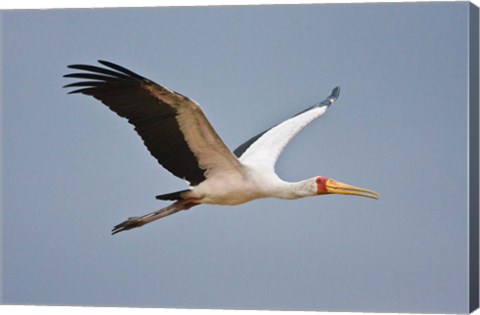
<box><xmin>63</xmin><ymin>81</ymin><xmax>103</xmax><ymax>88</ymax></box>
<box><xmin>63</xmin><ymin>73</ymin><xmax>118</xmax><ymax>81</ymax></box>
<box><xmin>320</xmin><ymin>86</ymin><xmax>341</xmax><ymax>107</ymax></box>
<box><xmin>97</xmin><ymin>60</ymin><xmax>147</xmax><ymax>81</ymax></box>
<box><xmin>65</xmin><ymin>60</ymin><xmax>148</xmax><ymax>83</ymax></box>
<box><xmin>66</xmin><ymin>63</ymin><xmax>133</xmax><ymax>80</ymax></box>
<box><xmin>67</xmin><ymin>64</ymin><xmax>82</xmax><ymax>69</ymax></box>
<box><xmin>331</xmin><ymin>86</ymin><xmax>340</xmax><ymax>100</ymax></box>
<box><xmin>63</xmin><ymin>60</ymin><xmax>149</xmax><ymax>96</ymax></box>
<box><xmin>67</xmin><ymin>87</ymin><xmax>96</xmax><ymax>94</ymax></box>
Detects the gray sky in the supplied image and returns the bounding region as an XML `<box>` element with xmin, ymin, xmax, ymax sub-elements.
<box><xmin>1</xmin><ymin>2</ymin><xmax>474</xmax><ymax>313</ymax></box>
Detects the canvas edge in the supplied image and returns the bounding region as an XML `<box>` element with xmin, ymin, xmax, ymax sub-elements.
<box><xmin>469</xmin><ymin>1</ymin><xmax>480</xmax><ymax>313</ymax></box>
<box><xmin>0</xmin><ymin>9</ymin><xmax>4</xmax><ymax>306</ymax></box>
<box><xmin>0</xmin><ymin>2</ymin><xmax>477</xmax><ymax>314</ymax></box>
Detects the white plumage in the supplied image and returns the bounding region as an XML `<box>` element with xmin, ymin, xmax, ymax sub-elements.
<box><xmin>239</xmin><ymin>106</ymin><xmax>329</xmax><ymax>170</ymax></box>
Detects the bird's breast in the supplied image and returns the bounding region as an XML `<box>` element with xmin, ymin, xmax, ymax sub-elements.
<box><xmin>191</xmin><ymin>167</ymin><xmax>275</xmax><ymax>206</ymax></box>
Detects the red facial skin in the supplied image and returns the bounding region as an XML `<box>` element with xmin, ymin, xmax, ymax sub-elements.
<box><xmin>316</xmin><ymin>176</ymin><xmax>330</xmax><ymax>194</ymax></box>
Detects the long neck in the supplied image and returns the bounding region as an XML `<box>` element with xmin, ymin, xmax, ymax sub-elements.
<box><xmin>272</xmin><ymin>178</ymin><xmax>317</xmax><ymax>200</ymax></box>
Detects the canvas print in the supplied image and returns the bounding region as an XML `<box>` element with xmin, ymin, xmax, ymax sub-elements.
<box><xmin>1</xmin><ymin>1</ymin><xmax>479</xmax><ymax>314</ymax></box>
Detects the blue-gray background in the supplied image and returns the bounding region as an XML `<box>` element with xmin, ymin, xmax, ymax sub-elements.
<box><xmin>1</xmin><ymin>2</ymin><xmax>472</xmax><ymax>313</ymax></box>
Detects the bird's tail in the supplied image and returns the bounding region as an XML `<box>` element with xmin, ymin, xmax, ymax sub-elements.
<box><xmin>155</xmin><ymin>189</ymin><xmax>191</xmax><ymax>201</ymax></box>
<box><xmin>111</xmin><ymin>200</ymin><xmax>198</xmax><ymax>235</ymax></box>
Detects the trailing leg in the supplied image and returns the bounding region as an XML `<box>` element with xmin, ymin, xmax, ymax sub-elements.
<box><xmin>111</xmin><ymin>200</ymin><xmax>198</xmax><ymax>235</ymax></box>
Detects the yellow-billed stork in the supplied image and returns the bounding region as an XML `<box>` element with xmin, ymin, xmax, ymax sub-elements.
<box><xmin>64</xmin><ymin>60</ymin><xmax>379</xmax><ymax>235</ymax></box>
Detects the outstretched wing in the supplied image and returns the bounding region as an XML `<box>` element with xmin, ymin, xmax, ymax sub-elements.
<box><xmin>234</xmin><ymin>87</ymin><xmax>340</xmax><ymax>171</ymax></box>
<box><xmin>64</xmin><ymin>60</ymin><xmax>242</xmax><ymax>186</ymax></box>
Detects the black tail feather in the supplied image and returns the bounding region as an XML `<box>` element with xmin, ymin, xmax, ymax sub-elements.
<box><xmin>156</xmin><ymin>189</ymin><xmax>191</xmax><ymax>201</ymax></box>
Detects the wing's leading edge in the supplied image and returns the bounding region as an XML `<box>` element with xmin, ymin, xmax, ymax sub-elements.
<box><xmin>235</xmin><ymin>87</ymin><xmax>340</xmax><ymax>170</ymax></box>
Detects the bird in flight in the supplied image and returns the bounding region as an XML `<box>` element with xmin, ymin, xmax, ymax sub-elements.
<box><xmin>64</xmin><ymin>60</ymin><xmax>379</xmax><ymax>235</ymax></box>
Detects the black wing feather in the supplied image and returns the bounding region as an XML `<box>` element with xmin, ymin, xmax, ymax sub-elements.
<box><xmin>64</xmin><ymin>60</ymin><xmax>206</xmax><ymax>185</ymax></box>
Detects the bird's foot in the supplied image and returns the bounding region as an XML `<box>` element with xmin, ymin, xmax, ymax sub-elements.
<box><xmin>111</xmin><ymin>216</ymin><xmax>145</xmax><ymax>235</ymax></box>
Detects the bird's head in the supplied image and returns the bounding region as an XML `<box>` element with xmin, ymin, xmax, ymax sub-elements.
<box><xmin>315</xmin><ymin>176</ymin><xmax>379</xmax><ymax>199</ymax></box>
